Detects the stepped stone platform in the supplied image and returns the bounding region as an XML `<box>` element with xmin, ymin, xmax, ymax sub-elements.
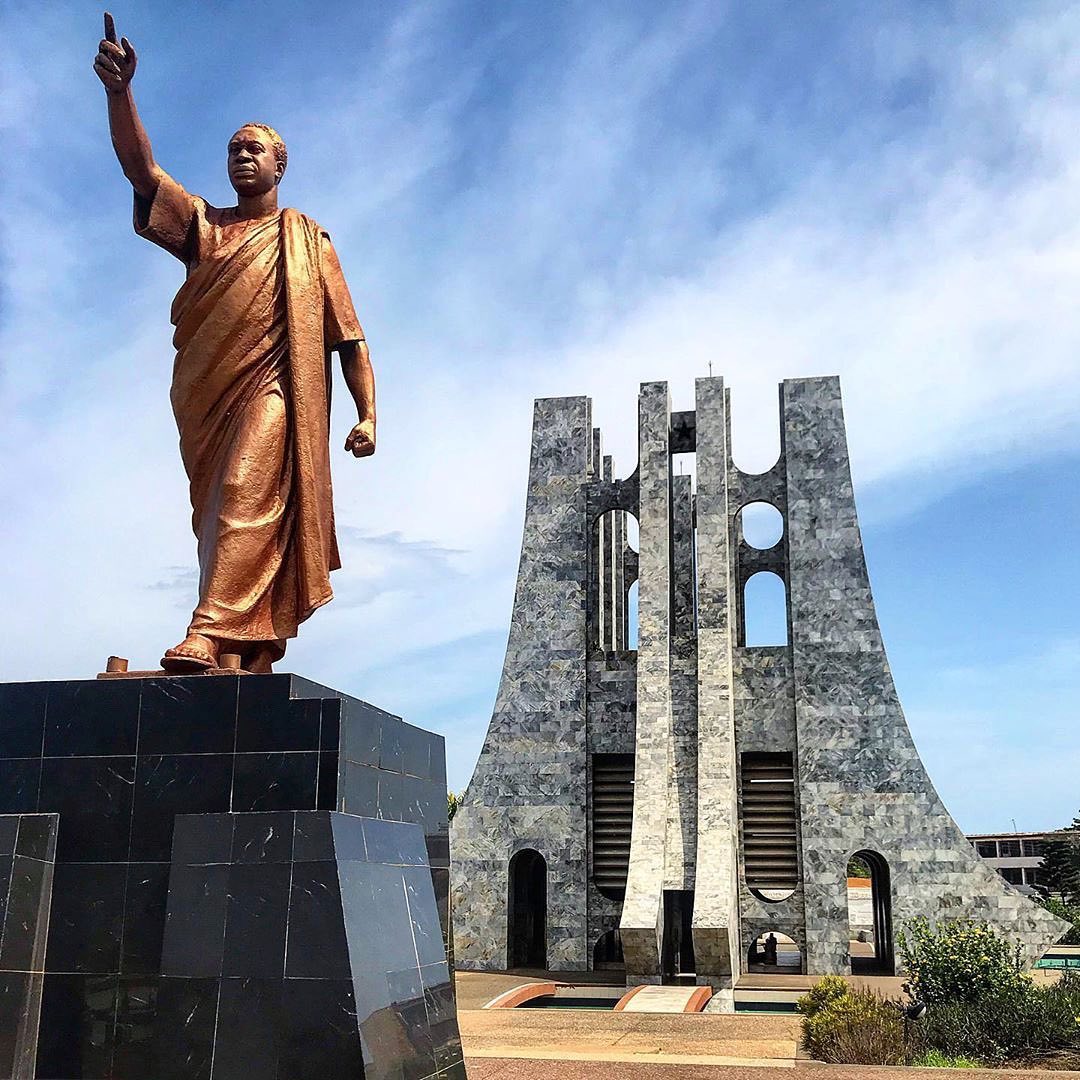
<box><xmin>0</xmin><ymin>674</ymin><xmax>464</xmax><ymax>1079</ymax></box>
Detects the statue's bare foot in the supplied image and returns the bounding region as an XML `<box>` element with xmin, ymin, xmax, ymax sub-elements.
<box><xmin>161</xmin><ymin>633</ymin><xmax>218</xmax><ymax>673</ymax></box>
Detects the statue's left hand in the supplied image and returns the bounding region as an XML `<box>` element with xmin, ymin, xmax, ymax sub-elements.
<box><xmin>345</xmin><ymin>419</ymin><xmax>376</xmax><ymax>458</ymax></box>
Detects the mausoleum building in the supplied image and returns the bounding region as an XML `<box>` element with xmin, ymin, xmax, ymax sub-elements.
<box><xmin>450</xmin><ymin>376</ymin><xmax>1068</xmax><ymax>996</ymax></box>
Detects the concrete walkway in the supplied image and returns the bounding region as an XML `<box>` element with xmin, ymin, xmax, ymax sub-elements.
<box><xmin>469</xmin><ymin>1063</ymin><xmax>1080</xmax><ymax>1079</ymax></box>
<box><xmin>455</xmin><ymin>972</ymin><xmax>1080</xmax><ymax>1077</ymax></box>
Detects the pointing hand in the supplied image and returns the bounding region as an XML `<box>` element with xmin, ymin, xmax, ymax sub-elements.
<box><xmin>94</xmin><ymin>12</ymin><xmax>138</xmax><ymax>94</ymax></box>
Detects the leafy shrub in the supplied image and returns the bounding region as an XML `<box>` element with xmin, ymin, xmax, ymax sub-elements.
<box><xmin>897</xmin><ymin>917</ymin><xmax>1028</xmax><ymax>1006</ymax></box>
<box><xmin>796</xmin><ymin>974</ymin><xmax>848</xmax><ymax>1018</ymax></box>
<box><xmin>799</xmin><ymin>981</ymin><xmax>907</xmax><ymax>1065</ymax></box>
<box><xmin>914</xmin><ymin>972</ymin><xmax>1080</xmax><ymax>1066</ymax></box>
<box><xmin>911</xmin><ymin>1049</ymin><xmax>979</xmax><ymax>1068</ymax></box>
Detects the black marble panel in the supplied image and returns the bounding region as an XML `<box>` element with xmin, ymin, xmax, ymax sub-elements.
<box><xmin>16</xmin><ymin>814</ymin><xmax>56</xmax><ymax>862</ymax></box>
<box><xmin>320</xmin><ymin>697</ymin><xmax>341</xmax><ymax>751</ymax></box>
<box><xmin>44</xmin><ymin>679</ymin><xmax>140</xmax><ymax>757</ymax></box>
<box><xmin>160</xmin><ymin>863</ymin><xmax>230</xmax><ymax>978</ymax></box>
<box><xmin>37</xmin><ymin>974</ymin><xmax>118</xmax><ymax>1079</ymax></box>
<box><xmin>153</xmin><ymin>977</ymin><xmax>218</xmax><ymax>1080</ymax></box>
<box><xmin>138</xmin><ymin>677</ymin><xmax>238</xmax><ymax>755</ymax></box>
<box><xmin>121</xmin><ymin>863</ymin><xmax>170</xmax><ymax>974</ymax></box>
<box><xmin>131</xmin><ymin>753</ymin><xmax>233</xmax><ymax>860</ymax></box>
<box><xmin>1</xmin><ymin>856</ymin><xmax>50</xmax><ymax>971</ymax></box>
<box><xmin>341</xmin><ymin>758</ymin><xmax>380</xmax><ymax>816</ymax></box>
<box><xmin>401</xmin><ymin>722</ymin><xmax>432</xmax><ymax>780</ymax></box>
<box><xmin>292</xmin><ymin>809</ymin><xmax>335</xmax><ymax>862</ymax></box>
<box><xmin>232</xmin><ymin>751</ymin><xmax>319</xmax><ymax>812</ymax></box>
<box><xmin>377</xmin><ymin>770</ymin><xmax>406</xmax><ymax>821</ymax></box>
<box><xmin>232</xmin><ymin>811</ymin><xmax>293</xmax><ymax>863</ymax></box>
<box><xmin>317</xmin><ymin>750</ymin><xmax>340</xmax><ymax>811</ymax></box>
<box><xmin>279</xmin><ymin>978</ymin><xmax>360</xmax><ymax>1080</ymax></box>
<box><xmin>285</xmin><ymin>860</ymin><xmax>351</xmax><ymax>979</ymax></box>
<box><xmin>341</xmin><ymin>698</ymin><xmax>383</xmax><ymax>766</ymax></box>
<box><xmin>221</xmin><ymin>863</ymin><xmax>291</xmax><ymax>978</ymax></box>
<box><xmin>0</xmin><ymin>759</ymin><xmax>42</xmax><ymax>815</ymax></box>
<box><xmin>0</xmin><ymin>682</ymin><xmax>47</xmax><ymax>758</ymax></box>
<box><xmin>170</xmin><ymin>812</ymin><xmax>233</xmax><ymax>865</ymax></box>
<box><xmin>40</xmin><ymin>756</ymin><xmax>136</xmax><ymax>862</ymax></box>
<box><xmin>213</xmin><ymin>977</ymin><xmax>280</xmax><ymax>1079</ymax></box>
<box><xmin>0</xmin><ymin>971</ymin><xmax>37</xmax><ymax>1080</ymax></box>
<box><xmin>0</xmin><ymin>816</ymin><xmax>17</xmax><ymax>855</ymax></box>
<box><xmin>45</xmin><ymin>863</ymin><xmax>126</xmax><ymax>972</ymax></box>
<box><xmin>237</xmin><ymin>676</ymin><xmax>320</xmax><ymax>752</ymax></box>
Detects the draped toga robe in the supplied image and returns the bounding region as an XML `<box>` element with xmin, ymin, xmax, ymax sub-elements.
<box><xmin>135</xmin><ymin>173</ymin><xmax>363</xmax><ymax>662</ymax></box>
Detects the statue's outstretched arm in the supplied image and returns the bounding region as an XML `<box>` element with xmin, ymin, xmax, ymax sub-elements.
<box><xmin>94</xmin><ymin>13</ymin><xmax>161</xmax><ymax>201</ymax></box>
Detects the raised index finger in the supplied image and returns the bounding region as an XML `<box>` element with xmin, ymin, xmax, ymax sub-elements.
<box><xmin>104</xmin><ymin>12</ymin><xmax>118</xmax><ymax>44</ymax></box>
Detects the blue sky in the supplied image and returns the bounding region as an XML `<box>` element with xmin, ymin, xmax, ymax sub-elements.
<box><xmin>2</xmin><ymin>1</ymin><xmax>1078</xmax><ymax>832</ymax></box>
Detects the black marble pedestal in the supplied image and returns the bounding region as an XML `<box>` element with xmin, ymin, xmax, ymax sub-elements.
<box><xmin>0</xmin><ymin>675</ymin><xmax>464</xmax><ymax>1080</ymax></box>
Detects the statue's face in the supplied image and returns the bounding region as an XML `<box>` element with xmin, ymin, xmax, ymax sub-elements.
<box><xmin>227</xmin><ymin>127</ymin><xmax>284</xmax><ymax>196</ymax></box>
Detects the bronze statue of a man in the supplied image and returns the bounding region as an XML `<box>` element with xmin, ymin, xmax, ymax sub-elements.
<box><xmin>94</xmin><ymin>14</ymin><xmax>375</xmax><ymax>674</ymax></box>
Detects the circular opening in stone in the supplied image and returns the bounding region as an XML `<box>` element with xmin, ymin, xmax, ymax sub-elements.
<box><xmin>741</xmin><ymin>502</ymin><xmax>783</xmax><ymax>549</ymax></box>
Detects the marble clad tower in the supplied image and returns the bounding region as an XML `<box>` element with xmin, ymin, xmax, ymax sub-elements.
<box><xmin>450</xmin><ymin>376</ymin><xmax>1068</xmax><ymax>996</ymax></box>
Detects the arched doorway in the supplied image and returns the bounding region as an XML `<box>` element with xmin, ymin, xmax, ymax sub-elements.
<box><xmin>746</xmin><ymin>931</ymin><xmax>802</xmax><ymax>973</ymax></box>
<box><xmin>847</xmin><ymin>850</ymin><xmax>894</xmax><ymax>975</ymax></box>
<box><xmin>593</xmin><ymin>929</ymin><xmax>624</xmax><ymax>972</ymax></box>
<box><xmin>507</xmin><ymin>849</ymin><xmax>547</xmax><ymax>970</ymax></box>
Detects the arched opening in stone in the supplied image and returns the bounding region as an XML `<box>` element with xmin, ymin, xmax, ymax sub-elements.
<box><xmin>507</xmin><ymin>849</ymin><xmax>547</xmax><ymax>970</ymax></box>
<box><xmin>848</xmin><ymin>850</ymin><xmax>895</xmax><ymax>975</ymax></box>
<box><xmin>742</xmin><ymin>571</ymin><xmax>788</xmax><ymax>646</ymax></box>
<box><xmin>746</xmin><ymin>930</ymin><xmax>802</xmax><ymax>973</ymax></box>
<box><xmin>593</xmin><ymin>509</ymin><xmax>639</xmax><ymax>652</ymax></box>
<box><xmin>593</xmin><ymin>929</ymin><xmax>625</xmax><ymax>972</ymax></box>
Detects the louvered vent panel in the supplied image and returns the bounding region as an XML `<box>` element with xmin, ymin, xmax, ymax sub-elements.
<box><xmin>741</xmin><ymin>752</ymin><xmax>798</xmax><ymax>891</ymax></box>
<box><xmin>592</xmin><ymin>754</ymin><xmax>634</xmax><ymax>896</ymax></box>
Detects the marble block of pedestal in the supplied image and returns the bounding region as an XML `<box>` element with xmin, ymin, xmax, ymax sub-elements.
<box><xmin>0</xmin><ymin>675</ymin><xmax>463</xmax><ymax>1080</ymax></box>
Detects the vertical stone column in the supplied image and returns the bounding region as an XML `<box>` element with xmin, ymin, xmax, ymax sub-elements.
<box><xmin>783</xmin><ymin>376</ymin><xmax>1067</xmax><ymax>973</ymax></box>
<box><xmin>619</xmin><ymin>381</ymin><xmax>673</xmax><ymax>982</ymax></box>
<box><xmin>691</xmin><ymin>376</ymin><xmax>740</xmax><ymax>996</ymax></box>
<box><xmin>665</xmin><ymin>474</ymin><xmax>698</xmax><ymax>890</ymax></box>
<box><xmin>451</xmin><ymin>397</ymin><xmax>593</xmax><ymax>971</ymax></box>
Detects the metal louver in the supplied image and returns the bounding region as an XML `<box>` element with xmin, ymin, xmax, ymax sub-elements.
<box><xmin>592</xmin><ymin>754</ymin><xmax>634</xmax><ymax>896</ymax></box>
<box><xmin>741</xmin><ymin>752</ymin><xmax>798</xmax><ymax>891</ymax></box>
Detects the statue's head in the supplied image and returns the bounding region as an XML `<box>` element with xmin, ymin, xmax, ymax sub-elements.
<box><xmin>227</xmin><ymin>123</ymin><xmax>287</xmax><ymax>196</ymax></box>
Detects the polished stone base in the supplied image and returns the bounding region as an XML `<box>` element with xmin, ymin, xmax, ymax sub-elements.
<box><xmin>0</xmin><ymin>675</ymin><xmax>463</xmax><ymax>1080</ymax></box>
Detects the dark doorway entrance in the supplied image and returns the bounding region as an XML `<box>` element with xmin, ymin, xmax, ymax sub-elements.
<box><xmin>661</xmin><ymin>889</ymin><xmax>695</xmax><ymax>984</ymax></box>
<box><xmin>848</xmin><ymin>849</ymin><xmax>894</xmax><ymax>975</ymax></box>
<box><xmin>507</xmin><ymin>849</ymin><xmax>547</xmax><ymax>970</ymax></box>
<box><xmin>593</xmin><ymin>929</ymin><xmax>625</xmax><ymax>972</ymax></box>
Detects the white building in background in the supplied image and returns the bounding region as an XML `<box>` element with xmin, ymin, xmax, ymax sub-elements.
<box><xmin>967</xmin><ymin>832</ymin><xmax>1049</xmax><ymax>896</ymax></box>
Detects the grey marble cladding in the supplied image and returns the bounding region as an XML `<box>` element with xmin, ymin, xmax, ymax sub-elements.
<box><xmin>450</xmin><ymin>375</ymin><xmax>1070</xmax><ymax>991</ymax></box>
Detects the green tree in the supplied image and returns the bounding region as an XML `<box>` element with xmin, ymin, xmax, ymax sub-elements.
<box><xmin>447</xmin><ymin>790</ymin><xmax>464</xmax><ymax>822</ymax></box>
<box><xmin>847</xmin><ymin>855</ymin><xmax>871</xmax><ymax>878</ymax></box>
<box><xmin>1042</xmin><ymin>813</ymin><xmax>1080</xmax><ymax>903</ymax></box>
<box><xmin>1039</xmin><ymin>896</ymin><xmax>1080</xmax><ymax>946</ymax></box>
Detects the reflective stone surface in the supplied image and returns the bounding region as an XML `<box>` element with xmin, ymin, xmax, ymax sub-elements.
<box><xmin>0</xmin><ymin>813</ymin><xmax>56</xmax><ymax>1079</ymax></box>
<box><xmin>0</xmin><ymin>674</ymin><xmax>461</xmax><ymax>1079</ymax></box>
